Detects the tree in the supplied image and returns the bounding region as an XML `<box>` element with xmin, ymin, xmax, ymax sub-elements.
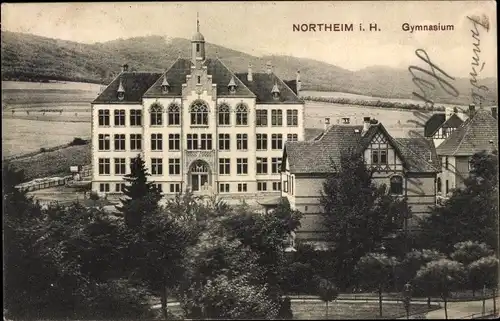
<box><xmin>414</xmin><ymin>259</ymin><xmax>465</xmax><ymax>319</ymax></box>
<box><xmin>450</xmin><ymin>241</ymin><xmax>494</xmax><ymax>296</ymax></box>
<box><xmin>320</xmin><ymin>152</ymin><xmax>410</xmax><ymax>290</ymax></box>
<box><xmin>317</xmin><ymin>278</ymin><xmax>339</xmax><ymax>318</ymax></box>
<box><xmin>398</xmin><ymin>249</ymin><xmax>446</xmax><ymax>307</ymax></box>
<box><xmin>356</xmin><ymin>253</ymin><xmax>399</xmax><ymax>317</ymax></box>
<box><xmin>419</xmin><ymin>151</ymin><xmax>498</xmax><ymax>253</ymax></box>
<box><xmin>468</xmin><ymin>256</ymin><xmax>499</xmax><ymax>314</ymax></box>
<box><xmin>116</xmin><ymin>154</ymin><xmax>162</xmax><ymax>228</ymax></box>
<box><xmin>179</xmin><ymin>230</ymin><xmax>280</xmax><ymax>319</ymax></box>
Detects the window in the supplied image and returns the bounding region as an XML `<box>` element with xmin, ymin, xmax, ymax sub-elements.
<box><xmin>342</xmin><ymin>117</ymin><xmax>350</xmax><ymax>124</ymax></box>
<box><xmin>150</xmin><ymin>103</ymin><xmax>163</xmax><ymax>126</ymax></box>
<box><xmin>271</xmin><ymin>134</ymin><xmax>283</xmax><ymax>150</ymax></box>
<box><xmin>272</xmin><ymin>182</ymin><xmax>281</xmax><ymax>191</ymax></box>
<box><xmin>98</xmin><ymin>110</ymin><xmax>110</xmax><ymax>126</ymax></box>
<box><xmin>290</xmin><ymin>176</ymin><xmax>294</xmax><ymax>195</ymax></box>
<box><xmin>287</xmin><ymin>134</ymin><xmax>298</xmax><ymax>142</ymax></box>
<box><xmin>170</xmin><ymin>183</ymin><xmax>181</xmax><ymax>193</ymax></box>
<box><xmin>168</xmin><ymin>158</ymin><xmax>180</xmax><ymax>175</ymax></box>
<box><xmin>190</xmin><ymin>100</ymin><xmax>209</xmax><ymax>126</ymax></box>
<box><xmin>445</xmin><ymin>180</ymin><xmax>449</xmax><ymax>194</ymax></box>
<box><xmin>114</xmin><ymin>109</ymin><xmax>125</xmax><ymax>126</ymax></box>
<box><xmin>445</xmin><ymin>157</ymin><xmax>449</xmax><ymax>169</ymax></box>
<box><xmin>115</xmin><ymin>183</ymin><xmax>126</xmax><ymax>193</ymax></box>
<box><xmin>390</xmin><ymin>175</ymin><xmax>403</xmax><ymax>195</ymax></box>
<box><xmin>256</xmin><ymin>110</ymin><xmax>268</xmax><ymax>126</ymax></box>
<box><xmin>287</xmin><ymin>109</ymin><xmax>298</xmax><ymax>126</ymax></box>
<box><xmin>151</xmin><ymin>133</ymin><xmax>163</xmax><ymax>151</ymax></box>
<box><xmin>218</xmin><ymin>134</ymin><xmax>230</xmax><ymax>151</ymax></box>
<box><xmin>197</xmin><ymin>76</ymin><xmax>201</xmax><ymax>84</ymax></box>
<box><xmin>218</xmin><ymin>103</ymin><xmax>231</xmax><ymax>125</ymax></box>
<box><xmin>437</xmin><ymin>177</ymin><xmax>442</xmax><ymax>193</ymax></box>
<box><xmin>168</xmin><ymin>134</ymin><xmax>180</xmax><ymax>150</ymax></box>
<box><xmin>256</xmin><ymin>157</ymin><xmax>268</xmax><ymax>174</ymax></box>
<box><xmin>98</xmin><ymin>134</ymin><xmax>110</xmax><ymax>151</ymax></box>
<box><xmin>219</xmin><ymin>158</ymin><xmax>230</xmax><ymax>175</ymax></box>
<box><xmin>468</xmin><ymin>157</ymin><xmax>473</xmax><ymax>171</ymax></box>
<box><xmin>271</xmin><ymin>110</ymin><xmax>283</xmax><ymax>126</ymax></box>
<box><xmin>99</xmin><ymin>183</ymin><xmax>110</xmax><ymax>192</ymax></box>
<box><xmin>130</xmin><ymin>109</ymin><xmax>142</xmax><ymax>126</ymax></box>
<box><xmin>238</xmin><ymin>183</ymin><xmax>247</xmax><ymax>192</ymax></box>
<box><xmin>130</xmin><ymin>134</ymin><xmax>142</xmax><ymax>151</ymax></box>
<box><xmin>237</xmin><ymin>158</ymin><xmax>248</xmax><ymax>174</ymax></box>
<box><xmin>235</xmin><ymin>103</ymin><xmax>248</xmax><ymax>125</ymax></box>
<box><xmin>283</xmin><ymin>178</ymin><xmax>288</xmax><ymax>193</ymax></box>
<box><xmin>151</xmin><ymin>158</ymin><xmax>163</xmax><ymax>175</ymax></box>
<box><xmin>372</xmin><ymin>150</ymin><xmax>388</xmax><ymax>164</ymax></box>
<box><xmin>155</xmin><ymin>184</ymin><xmax>163</xmax><ymax>193</ymax></box>
<box><xmin>237</xmin><ymin>134</ymin><xmax>248</xmax><ymax>150</ymax></box>
<box><xmin>219</xmin><ymin>183</ymin><xmax>230</xmax><ymax>193</ymax></box>
<box><xmin>256</xmin><ymin>134</ymin><xmax>268</xmax><ymax>150</ymax></box>
<box><xmin>114</xmin><ymin>134</ymin><xmax>126</xmax><ymax>151</ymax></box>
<box><xmin>114</xmin><ymin>158</ymin><xmax>126</xmax><ymax>175</ymax></box>
<box><xmin>271</xmin><ymin>157</ymin><xmax>282</xmax><ymax>174</ymax></box>
<box><xmin>187</xmin><ymin>134</ymin><xmax>198</xmax><ymax>150</ymax></box>
<box><xmin>98</xmin><ymin>158</ymin><xmax>110</xmax><ymax>175</ymax></box>
<box><xmin>257</xmin><ymin>182</ymin><xmax>267</xmax><ymax>191</ymax></box>
<box><xmin>200</xmin><ymin>134</ymin><xmax>212</xmax><ymax>150</ymax></box>
<box><xmin>196</xmin><ymin>43</ymin><xmax>200</xmax><ymax>52</ymax></box>
<box><xmin>167</xmin><ymin>103</ymin><xmax>180</xmax><ymax>125</ymax></box>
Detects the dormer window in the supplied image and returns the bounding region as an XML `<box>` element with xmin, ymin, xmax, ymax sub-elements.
<box><xmin>342</xmin><ymin>117</ymin><xmax>350</xmax><ymax>124</ymax></box>
<box><xmin>117</xmin><ymin>79</ymin><xmax>125</xmax><ymax>101</ymax></box>
<box><xmin>161</xmin><ymin>76</ymin><xmax>170</xmax><ymax>94</ymax></box>
<box><xmin>271</xmin><ymin>83</ymin><xmax>280</xmax><ymax>100</ymax></box>
<box><xmin>228</xmin><ymin>76</ymin><xmax>237</xmax><ymax>94</ymax></box>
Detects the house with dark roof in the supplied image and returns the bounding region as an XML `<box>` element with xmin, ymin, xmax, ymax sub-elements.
<box><xmin>424</xmin><ymin>111</ymin><xmax>465</xmax><ymax>148</ymax></box>
<box><xmin>91</xmin><ymin>20</ymin><xmax>304</xmax><ymax>200</ymax></box>
<box><xmin>436</xmin><ymin>105</ymin><xmax>498</xmax><ymax>194</ymax></box>
<box><xmin>281</xmin><ymin>117</ymin><xmax>440</xmax><ymax>245</ymax></box>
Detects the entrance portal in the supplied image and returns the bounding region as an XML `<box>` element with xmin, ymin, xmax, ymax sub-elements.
<box><xmin>189</xmin><ymin>160</ymin><xmax>211</xmax><ymax>192</ymax></box>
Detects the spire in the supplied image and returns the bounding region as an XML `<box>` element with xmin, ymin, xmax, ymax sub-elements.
<box><xmin>228</xmin><ymin>76</ymin><xmax>237</xmax><ymax>93</ymax></box>
<box><xmin>117</xmin><ymin>78</ymin><xmax>125</xmax><ymax>93</ymax></box>
<box><xmin>197</xmin><ymin>11</ymin><xmax>200</xmax><ymax>32</ymax></box>
<box><xmin>271</xmin><ymin>82</ymin><xmax>280</xmax><ymax>94</ymax></box>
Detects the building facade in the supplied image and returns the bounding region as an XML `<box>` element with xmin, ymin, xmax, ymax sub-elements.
<box><xmin>424</xmin><ymin>107</ymin><xmax>465</xmax><ymax>148</ymax></box>
<box><xmin>436</xmin><ymin>105</ymin><xmax>498</xmax><ymax>194</ymax></box>
<box><xmin>91</xmin><ymin>25</ymin><xmax>305</xmax><ymax>199</ymax></box>
<box><xmin>281</xmin><ymin>117</ymin><xmax>440</xmax><ymax>245</ymax></box>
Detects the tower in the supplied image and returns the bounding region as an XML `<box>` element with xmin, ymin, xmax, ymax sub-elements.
<box><xmin>192</xmin><ymin>12</ymin><xmax>206</xmax><ymax>63</ymax></box>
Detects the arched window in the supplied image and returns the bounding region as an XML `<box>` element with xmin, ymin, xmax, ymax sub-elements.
<box><xmin>167</xmin><ymin>103</ymin><xmax>180</xmax><ymax>125</ymax></box>
<box><xmin>437</xmin><ymin>177</ymin><xmax>442</xmax><ymax>193</ymax></box>
<box><xmin>390</xmin><ymin>175</ymin><xmax>403</xmax><ymax>195</ymax></box>
<box><xmin>235</xmin><ymin>103</ymin><xmax>248</xmax><ymax>126</ymax></box>
<box><xmin>150</xmin><ymin>103</ymin><xmax>163</xmax><ymax>126</ymax></box>
<box><xmin>218</xmin><ymin>103</ymin><xmax>231</xmax><ymax>125</ymax></box>
<box><xmin>190</xmin><ymin>100</ymin><xmax>209</xmax><ymax>126</ymax></box>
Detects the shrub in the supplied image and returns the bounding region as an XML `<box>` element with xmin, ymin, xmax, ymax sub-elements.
<box><xmin>69</xmin><ymin>137</ymin><xmax>87</xmax><ymax>146</ymax></box>
<box><xmin>39</xmin><ymin>147</ymin><xmax>47</xmax><ymax>153</ymax></box>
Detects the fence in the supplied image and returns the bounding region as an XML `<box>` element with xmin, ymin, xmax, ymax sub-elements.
<box><xmin>17</xmin><ymin>176</ymin><xmax>73</xmax><ymax>192</ymax></box>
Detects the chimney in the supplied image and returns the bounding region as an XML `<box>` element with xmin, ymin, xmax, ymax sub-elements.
<box><xmin>469</xmin><ymin>104</ymin><xmax>476</xmax><ymax>118</ymax></box>
<box><xmin>324</xmin><ymin>117</ymin><xmax>330</xmax><ymax>131</ymax></box>
<box><xmin>296</xmin><ymin>70</ymin><xmax>301</xmax><ymax>94</ymax></box>
<box><xmin>247</xmin><ymin>63</ymin><xmax>253</xmax><ymax>82</ymax></box>
<box><xmin>266</xmin><ymin>61</ymin><xmax>272</xmax><ymax>75</ymax></box>
<box><xmin>122</xmin><ymin>64</ymin><xmax>129</xmax><ymax>72</ymax></box>
<box><xmin>491</xmin><ymin>107</ymin><xmax>497</xmax><ymax>119</ymax></box>
<box><xmin>362</xmin><ymin>117</ymin><xmax>371</xmax><ymax>134</ymax></box>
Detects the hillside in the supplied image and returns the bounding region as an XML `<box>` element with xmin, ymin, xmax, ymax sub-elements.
<box><xmin>1</xmin><ymin>31</ymin><xmax>497</xmax><ymax>105</ymax></box>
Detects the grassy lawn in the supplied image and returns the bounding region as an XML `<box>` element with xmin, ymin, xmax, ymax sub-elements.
<box><xmin>8</xmin><ymin>143</ymin><xmax>90</xmax><ymax>181</ymax></box>
<box><xmin>292</xmin><ymin>301</ymin><xmax>438</xmax><ymax>320</ymax></box>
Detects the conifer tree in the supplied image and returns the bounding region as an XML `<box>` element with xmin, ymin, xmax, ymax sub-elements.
<box><xmin>116</xmin><ymin>154</ymin><xmax>162</xmax><ymax>228</ymax></box>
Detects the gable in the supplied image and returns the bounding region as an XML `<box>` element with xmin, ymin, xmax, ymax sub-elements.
<box><xmin>93</xmin><ymin>72</ymin><xmax>162</xmax><ymax>104</ymax></box>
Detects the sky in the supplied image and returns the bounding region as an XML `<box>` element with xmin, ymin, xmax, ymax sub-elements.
<box><xmin>1</xmin><ymin>1</ymin><xmax>497</xmax><ymax>78</ymax></box>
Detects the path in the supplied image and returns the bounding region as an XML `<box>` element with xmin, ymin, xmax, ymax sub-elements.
<box><xmin>420</xmin><ymin>298</ymin><xmax>499</xmax><ymax>319</ymax></box>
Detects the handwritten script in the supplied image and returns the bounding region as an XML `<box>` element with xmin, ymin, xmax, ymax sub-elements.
<box><xmin>467</xmin><ymin>14</ymin><xmax>490</xmax><ymax>106</ymax></box>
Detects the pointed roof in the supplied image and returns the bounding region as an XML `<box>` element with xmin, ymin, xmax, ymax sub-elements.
<box><xmin>161</xmin><ymin>75</ymin><xmax>169</xmax><ymax>87</ymax></box>
<box><xmin>227</xmin><ymin>76</ymin><xmax>237</xmax><ymax>87</ymax></box>
<box><xmin>283</xmin><ymin>123</ymin><xmax>438</xmax><ymax>174</ymax></box>
<box><xmin>117</xmin><ymin>79</ymin><xmax>125</xmax><ymax>93</ymax></box>
<box><xmin>424</xmin><ymin>113</ymin><xmax>464</xmax><ymax>137</ymax></box>
<box><xmin>436</xmin><ymin>107</ymin><xmax>498</xmax><ymax>156</ymax></box>
<box><xmin>235</xmin><ymin>72</ymin><xmax>302</xmax><ymax>104</ymax></box>
<box><xmin>271</xmin><ymin>82</ymin><xmax>280</xmax><ymax>94</ymax></box>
